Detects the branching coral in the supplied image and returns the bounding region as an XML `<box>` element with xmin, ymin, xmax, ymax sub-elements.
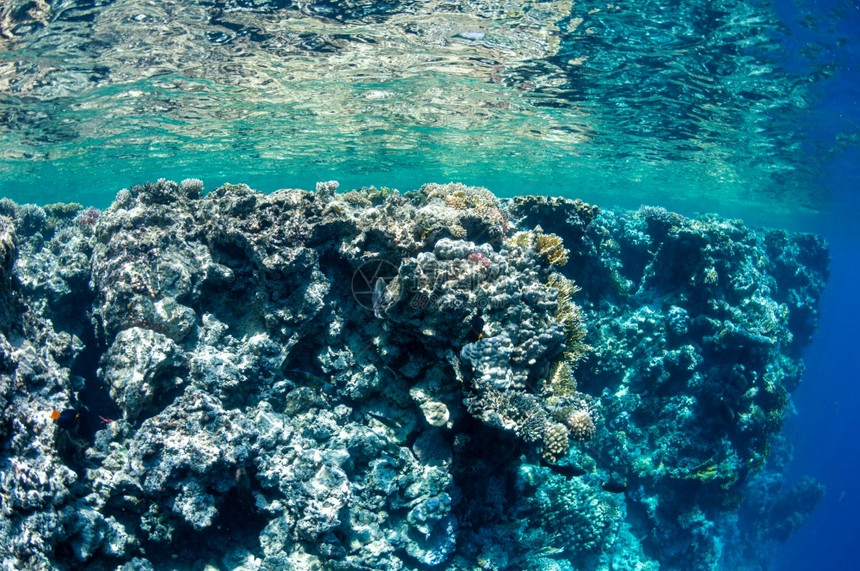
<box><xmin>510</xmin><ymin>226</ymin><xmax>569</xmax><ymax>267</ymax></box>
<box><xmin>451</xmin><ymin>227</ymin><xmax>591</xmax><ymax>465</ymax></box>
<box><xmin>547</xmin><ymin>273</ymin><xmax>587</xmax><ymax>363</ymax></box>
<box><xmin>548</xmin><ymin>359</ymin><xmax>576</xmax><ymax>396</ymax></box>
<box><xmin>535</xmin><ymin>233</ymin><xmax>569</xmax><ymax>267</ymax></box>
<box><xmin>503</xmin><ymin>392</ymin><xmax>550</xmax><ymax>444</ymax></box>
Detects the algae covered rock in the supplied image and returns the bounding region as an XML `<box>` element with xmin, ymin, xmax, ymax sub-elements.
<box><xmin>0</xmin><ymin>181</ymin><xmax>828</xmax><ymax>570</ymax></box>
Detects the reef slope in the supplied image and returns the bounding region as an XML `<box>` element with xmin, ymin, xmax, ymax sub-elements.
<box><xmin>0</xmin><ymin>181</ymin><xmax>828</xmax><ymax>570</ymax></box>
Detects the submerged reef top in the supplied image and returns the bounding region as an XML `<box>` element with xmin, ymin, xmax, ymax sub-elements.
<box><xmin>0</xmin><ymin>181</ymin><xmax>828</xmax><ymax>570</ymax></box>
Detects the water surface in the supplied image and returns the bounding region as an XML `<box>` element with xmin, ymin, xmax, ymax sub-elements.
<box><xmin>1</xmin><ymin>0</ymin><xmax>851</xmax><ymax>224</ymax></box>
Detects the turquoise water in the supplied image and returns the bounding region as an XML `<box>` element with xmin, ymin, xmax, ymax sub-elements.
<box><xmin>1</xmin><ymin>0</ymin><xmax>848</xmax><ymax>224</ymax></box>
<box><xmin>2</xmin><ymin>0</ymin><xmax>859</xmax><ymax>569</ymax></box>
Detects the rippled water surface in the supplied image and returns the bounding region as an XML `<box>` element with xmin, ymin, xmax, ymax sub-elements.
<box><xmin>1</xmin><ymin>0</ymin><xmax>851</xmax><ymax>220</ymax></box>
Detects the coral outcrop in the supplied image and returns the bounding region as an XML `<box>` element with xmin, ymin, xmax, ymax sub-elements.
<box><xmin>0</xmin><ymin>182</ymin><xmax>827</xmax><ymax>570</ymax></box>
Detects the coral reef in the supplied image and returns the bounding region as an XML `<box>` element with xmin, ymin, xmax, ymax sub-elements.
<box><xmin>0</xmin><ymin>183</ymin><xmax>827</xmax><ymax>570</ymax></box>
<box><xmin>524</xmin><ymin>199</ymin><xmax>829</xmax><ymax>569</ymax></box>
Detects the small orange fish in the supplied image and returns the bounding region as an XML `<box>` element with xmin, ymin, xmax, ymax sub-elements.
<box><xmin>50</xmin><ymin>408</ymin><xmax>79</xmax><ymax>430</ymax></box>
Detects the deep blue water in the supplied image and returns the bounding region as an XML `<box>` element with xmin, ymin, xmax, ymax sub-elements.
<box><xmin>774</xmin><ymin>1</ymin><xmax>860</xmax><ymax>566</ymax></box>
<box><xmin>779</xmin><ymin>123</ymin><xmax>860</xmax><ymax>566</ymax></box>
<box><xmin>780</xmin><ymin>228</ymin><xmax>860</xmax><ymax>570</ymax></box>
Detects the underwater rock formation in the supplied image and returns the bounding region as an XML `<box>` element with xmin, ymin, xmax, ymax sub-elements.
<box><xmin>0</xmin><ymin>181</ymin><xmax>827</xmax><ymax>570</ymax></box>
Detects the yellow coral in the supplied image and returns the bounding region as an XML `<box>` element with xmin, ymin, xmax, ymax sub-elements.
<box><xmin>566</xmin><ymin>409</ymin><xmax>596</xmax><ymax>442</ymax></box>
<box><xmin>684</xmin><ymin>459</ymin><xmax>740</xmax><ymax>489</ymax></box>
<box><xmin>704</xmin><ymin>267</ymin><xmax>719</xmax><ymax>285</ymax></box>
<box><xmin>421</xmin><ymin>183</ymin><xmax>508</xmax><ymax>237</ymax></box>
<box><xmin>511</xmin><ymin>227</ymin><xmax>569</xmax><ymax>267</ymax></box>
<box><xmin>547</xmin><ymin>273</ymin><xmax>588</xmax><ymax>362</ymax></box>
<box><xmin>541</xmin><ymin>422</ymin><xmax>570</xmax><ymax>462</ymax></box>
<box><xmin>423</xmin><ymin>182</ymin><xmax>501</xmax><ymax>212</ymax></box>
<box><xmin>508</xmin><ymin>231</ymin><xmax>531</xmax><ymax>248</ymax></box>
<box><xmin>688</xmin><ymin>463</ymin><xmax>720</xmax><ymax>482</ymax></box>
<box><xmin>535</xmin><ymin>232</ymin><xmax>568</xmax><ymax>267</ymax></box>
<box><xmin>448</xmin><ymin>223</ymin><xmax>467</xmax><ymax>238</ymax></box>
<box><xmin>548</xmin><ymin>359</ymin><xmax>576</xmax><ymax>396</ymax></box>
<box><xmin>445</xmin><ymin>190</ymin><xmax>469</xmax><ymax>210</ymax></box>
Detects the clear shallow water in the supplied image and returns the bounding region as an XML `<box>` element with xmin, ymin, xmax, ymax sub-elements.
<box><xmin>1</xmin><ymin>0</ymin><xmax>852</xmax><ymax>222</ymax></box>
<box><xmin>1</xmin><ymin>0</ymin><xmax>858</xmax><ymax>568</ymax></box>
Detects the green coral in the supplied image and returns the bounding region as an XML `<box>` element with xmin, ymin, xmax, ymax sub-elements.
<box><xmin>517</xmin><ymin>463</ymin><xmax>623</xmax><ymax>557</ymax></box>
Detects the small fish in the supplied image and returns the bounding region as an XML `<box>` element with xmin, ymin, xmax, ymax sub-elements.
<box><xmin>234</xmin><ymin>466</ymin><xmax>253</xmax><ymax>506</ymax></box>
<box><xmin>283</xmin><ymin>368</ymin><xmax>328</xmax><ymax>388</ymax></box>
<box><xmin>50</xmin><ymin>408</ymin><xmax>79</xmax><ymax>430</ymax></box>
<box><xmin>718</xmin><ymin>398</ymin><xmax>735</xmax><ymax>425</ymax></box>
<box><xmin>541</xmin><ymin>459</ymin><xmax>586</xmax><ymax>478</ymax></box>
<box><xmin>456</xmin><ymin>31</ymin><xmax>485</xmax><ymax>41</ymax></box>
<box><xmin>372</xmin><ymin>278</ymin><xmax>386</xmax><ymax>319</ymax></box>
<box><xmin>366</xmin><ymin>411</ymin><xmax>402</xmax><ymax>429</ymax></box>
<box><xmin>601</xmin><ymin>480</ymin><xmax>628</xmax><ymax>494</ymax></box>
<box><xmin>465</xmin><ymin>315</ymin><xmax>485</xmax><ymax>343</ymax></box>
